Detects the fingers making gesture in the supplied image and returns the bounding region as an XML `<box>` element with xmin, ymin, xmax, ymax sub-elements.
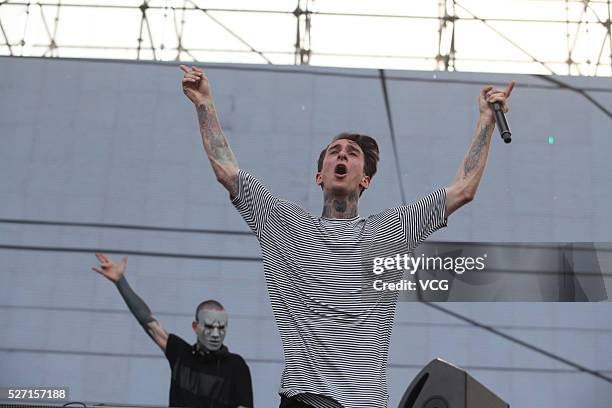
<box><xmin>180</xmin><ymin>64</ymin><xmax>212</xmax><ymax>105</ymax></box>
<box><xmin>92</xmin><ymin>252</ymin><xmax>127</xmax><ymax>284</ymax></box>
<box><xmin>479</xmin><ymin>80</ymin><xmax>516</xmax><ymax>116</ymax></box>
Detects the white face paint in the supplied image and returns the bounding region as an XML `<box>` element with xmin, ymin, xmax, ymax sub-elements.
<box><xmin>195</xmin><ymin>309</ymin><xmax>228</xmax><ymax>351</ymax></box>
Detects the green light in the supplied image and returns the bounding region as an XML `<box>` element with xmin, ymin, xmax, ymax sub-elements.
<box><xmin>548</xmin><ymin>136</ymin><xmax>555</xmax><ymax>145</ymax></box>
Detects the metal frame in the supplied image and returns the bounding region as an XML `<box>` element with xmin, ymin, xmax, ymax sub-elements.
<box><xmin>0</xmin><ymin>0</ymin><xmax>610</xmax><ymax>76</ymax></box>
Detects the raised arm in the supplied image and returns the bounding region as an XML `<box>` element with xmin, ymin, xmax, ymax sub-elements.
<box><xmin>445</xmin><ymin>81</ymin><xmax>516</xmax><ymax>216</ymax></box>
<box><xmin>180</xmin><ymin>65</ymin><xmax>239</xmax><ymax>197</ymax></box>
<box><xmin>92</xmin><ymin>253</ymin><xmax>168</xmax><ymax>351</ymax></box>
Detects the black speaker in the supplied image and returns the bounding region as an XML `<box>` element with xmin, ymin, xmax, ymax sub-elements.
<box><xmin>398</xmin><ymin>358</ymin><xmax>509</xmax><ymax>408</ymax></box>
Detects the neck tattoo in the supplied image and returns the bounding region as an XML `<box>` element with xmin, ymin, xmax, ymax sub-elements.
<box><xmin>322</xmin><ymin>191</ymin><xmax>359</xmax><ymax>219</ymax></box>
<box><xmin>334</xmin><ymin>199</ymin><xmax>347</xmax><ymax>213</ymax></box>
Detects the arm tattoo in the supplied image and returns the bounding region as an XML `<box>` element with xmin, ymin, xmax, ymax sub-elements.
<box><xmin>116</xmin><ymin>276</ymin><xmax>155</xmax><ymax>327</ymax></box>
<box><xmin>196</xmin><ymin>102</ymin><xmax>239</xmax><ymax>194</ymax></box>
<box><xmin>196</xmin><ymin>103</ymin><xmax>236</xmax><ymax>168</ymax></box>
<box><xmin>463</xmin><ymin>123</ymin><xmax>492</xmax><ymax>178</ymax></box>
<box><xmin>226</xmin><ymin>172</ymin><xmax>239</xmax><ymax>198</ymax></box>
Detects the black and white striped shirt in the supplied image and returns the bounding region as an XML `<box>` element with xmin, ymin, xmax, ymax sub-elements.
<box><xmin>231</xmin><ymin>170</ymin><xmax>448</xmax><ymax>408</ymax></box>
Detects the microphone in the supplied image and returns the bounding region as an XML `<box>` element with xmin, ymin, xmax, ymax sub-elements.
<box><xmin>491</xmin><ymin>102</ymin><xmax>511</xmax><ymax>143</ymax></box>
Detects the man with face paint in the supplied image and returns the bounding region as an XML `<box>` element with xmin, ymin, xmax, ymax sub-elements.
<box><xmin>92</xmin><ymin>252</ymin><xmax>253</xmax><ymax>408</ymax></box>
<box><xmin>194</xmin><ymin>301</ymin><xmax>229</xmax><ymax>352</ymax></box>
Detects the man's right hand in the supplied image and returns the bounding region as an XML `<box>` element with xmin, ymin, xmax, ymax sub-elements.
<box><xmin>92</xmin><ymin>252</ymin><xmax>127</xmax><ymax>284</ymax></box>
<box><xmin>180</xmin><ymin>64</ymin><xmax>212</xmax><ymax>105</ymax></box>
<box><xmin>181</xmin><ymin>63</ymin><xmax>239</xmax><ymax>195</ymax></box>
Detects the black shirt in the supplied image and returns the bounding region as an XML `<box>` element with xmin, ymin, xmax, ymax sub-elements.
<box><xmin>165</xmin><ymin>334</ymin><xmax>253</xmax><ymax>408</ymax></box>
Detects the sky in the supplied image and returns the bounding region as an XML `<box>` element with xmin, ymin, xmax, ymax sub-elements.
<box><xmin>0</xmin><ymin>0</ymin><xmax>611</xmax><ymax>76</ymax></box>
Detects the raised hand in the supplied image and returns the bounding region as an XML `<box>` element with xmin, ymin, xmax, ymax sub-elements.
<box><xmin>479</xmin><ymin>80</ymin><xmax>516</xmax><ymax>121</ymax></box>
<box><xmin>180</xmin><ymin>64</ymin><xmax>212</xmax><ymax>105</ymax></box>
<box><xmin>92</xmin><ymin>252</ymin><xmax>127</xmax><ymax>284</ymax></box>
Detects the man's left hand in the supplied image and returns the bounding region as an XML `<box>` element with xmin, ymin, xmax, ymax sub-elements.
<box><xmin>479</xmin><ymin>80</ymin><xmax>516</xmax><ymax>122</ymax></box>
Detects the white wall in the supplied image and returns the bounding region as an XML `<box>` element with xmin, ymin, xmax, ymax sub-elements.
<box><xmin>1</xmin><ymin>56</ymin><xmax>611</xmax><ymax>407</ymax></box>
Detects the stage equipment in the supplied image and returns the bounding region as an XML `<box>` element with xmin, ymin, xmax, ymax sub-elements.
<box><xmin>398</xmin><ymin>358</ymin><xmax>509</xmax><ymax>408</ymax></box>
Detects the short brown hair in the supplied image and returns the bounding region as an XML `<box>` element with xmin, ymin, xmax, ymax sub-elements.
<box><xmin>317</xmin><ymin>132</ymin><xmax>380</xmax><ymax>182</ymax></box>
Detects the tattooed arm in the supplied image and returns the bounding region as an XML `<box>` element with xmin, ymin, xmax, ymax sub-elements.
<box><xmin>180</xmin><ymin>65</ymin><xmax>239</xmax><ymax>197</ymax></box>
<box><xmin>92</xmin><ymin>253</ymin><xmax>169</xmax><ymax>352</ymax></box>
<box><xmin>445</xmin><ymin>81</ymin><xmax>515</xmax><ymax>217</ymax></box>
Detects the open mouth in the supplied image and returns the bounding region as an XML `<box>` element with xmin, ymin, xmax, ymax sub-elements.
<box><xmin>334</xmin><ymin>163</ymin><xmax>347</xmax><ymax>176</ymax></box>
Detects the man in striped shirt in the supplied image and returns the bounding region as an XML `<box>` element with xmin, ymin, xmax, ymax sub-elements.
<box><xmin>180</xmin><ymin>65</ymin><xmax>514</xmax><ymax>408</ymax></box>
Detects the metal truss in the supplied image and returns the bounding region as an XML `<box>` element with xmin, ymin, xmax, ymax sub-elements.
<box><xmin>0</xmin><ymin>0</ymin><xmax>611</xmax><ymax>76</ymax></box>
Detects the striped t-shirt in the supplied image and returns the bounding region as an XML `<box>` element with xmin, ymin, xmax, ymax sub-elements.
<box><xmin>231</xmin><ymin>170</ymin><xmax>448</xmax><ymax>408</ymax></box>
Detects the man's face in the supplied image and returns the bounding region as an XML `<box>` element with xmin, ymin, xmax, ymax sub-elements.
<box><xmin>316</xmin><ymin>139</ymin><xmax>370</xmax><ymax>196</ymax></box>
<box><xmin>192</xmin><ymin>309</ymin><xmax>228</xmax><ymax>351</ymax></box>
